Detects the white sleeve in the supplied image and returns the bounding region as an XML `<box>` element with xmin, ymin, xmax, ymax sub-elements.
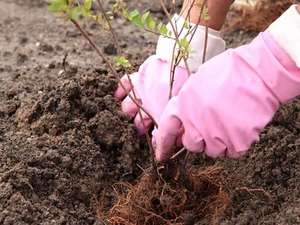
<box><xmin>268</xmin><ymin>5</ymin><xmax>300</xmax><ymax>68</ymax></box>
<box><xmin>155</xmin><ymin>14</ymin><xmax>226</xmax><ymax>72</ymax></box>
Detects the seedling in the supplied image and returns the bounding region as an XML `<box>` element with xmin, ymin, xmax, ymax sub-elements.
<box><xmin>48</xmin><ymin>1</ymin><xmax>225</xmax><ymax>224</ymax></box>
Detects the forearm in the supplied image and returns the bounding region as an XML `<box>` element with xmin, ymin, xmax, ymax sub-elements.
<box><xmin>181</xmin><ymin>0</ymin><xmax>233</xmax><ymax>30</ymax></box>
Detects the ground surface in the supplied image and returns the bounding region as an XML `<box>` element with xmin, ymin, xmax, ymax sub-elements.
<box><xmin>0</xmin><ymin>0</ymin><xmax>299</xmax><ymax>225</ymax></box>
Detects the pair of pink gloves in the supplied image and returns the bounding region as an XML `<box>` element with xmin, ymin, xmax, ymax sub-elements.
<box><xmin>115</xmin><ymin>5</ymin><xmax>300</xmax><ymax>161</ymax></box>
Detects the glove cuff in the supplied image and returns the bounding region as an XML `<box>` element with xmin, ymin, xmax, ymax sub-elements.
<box><xmin>268</xmin><ymin>5</ymin><xmax>300</xmax><ymax>68</ymax></box>
<box><xmin>249</xmin><ymin>32</ymin><xmax>300</xmax><ymax>103</ymax></box>
<box><xmin>155</xmin><ymin>14</ymin><xmax>226</xmax><ymax>72</ymax></box>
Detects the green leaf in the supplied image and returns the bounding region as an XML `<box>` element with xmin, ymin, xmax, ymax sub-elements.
<box><xmin>48</xmin><ymin>0</ymin><xmax>68</xmax><ymax>12</ymax></box>
<box><xmin>68</xmin><ymin>6</ymin><xmax>83</xmax><ymax>20</ymax></box>
<box><xmin>202</xmin><ymin>6</ymin><xmax>210</xmax><ymax>21</ymax></box>
<box><xmin>177</xmin><ymin>37</ymin><xmax>191</xmax><ymax>59</ymax></box>
<box><xmin>80</xmin><ymin>5</ymin><xmax>91</xmax><ymax>17</ymax></box>
<box><xmin>178</xmin><ymin>37</ymin><xmax>190</xmax><ymax>49</ymax></box>
<box><xmin>142</xmin><ymin>12</ymin><xmax>156</xmax><ymax>30</ymax></box>
<box><xmin>84</xmin><ymin>0</ymin><xmax>93</xmax><ymax>11</ymax></box>
<box><xmin>183</xmin><ymin>21</ymin><xmax>190</xmax><ymax>29</ymax></box>
<box><xmin>114</xmin><ymin>56</ymin><xmax>131</xmax><ymax>69</ymax></box>
<box><xmin>147</xmin><ymin>19</ymin><xmax>156</xmax><ymax>30</ymax></box>
<box><xmin>141</xmin><ymin>11</ymin><xmax>150</xmax><ymax>23</ymax></box>
<box><xmin>132</xmin><ymin>17</ymin><xmax>143</xmax><ymax>28</ymax></box>
<box><xmin>157</xmin><ymin>23</ymin><xmax>169</xmax><ymax>36</ymax></box>
<box><xmin>127</xmin><ymin>10</ymin><xmax>143</xmax><ymax>28</ymax></box>
<box><xmin>128</xmin><ymin>9</ymin><xmax>140</xmax><ymax>20</ymax></box>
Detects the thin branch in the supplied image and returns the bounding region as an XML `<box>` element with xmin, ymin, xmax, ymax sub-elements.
<box><xmin>70</xmin><ymin>19</ymin><xmax>157</xmax><ymax>127</ymax></box>
<box><xmin>96</xmin><ymin>0</ymin><xmax>121</xmax><ymax>54</ymax></box>
<box><xmin>144</xmin><ymin>28</ymin><xmax>175</xmax><ymax>40</ymax></box>
<box><xmin>159</xmin><ymin>0</ymin><xmax>180</xmax><ymax>40</ymax></box>
<box><xmin>167</xmin><ymin>0</ymin><xmax>197</xmax><ymax>99</ymax></box>
<box><xmin>95</xmin><ymin>2</ymin><xmax>160</xmax><ymax>171</ymax></box>
<box><xmin>159</xmin><ymin>0</ymin><xmax>192</xmax><ymax>99</ymax></box>
<box><xmin>186</xmin><ymin>0</ymin><xmax>208</xmax><ymax>64</ymax></box>
<box><xmin>126</xmin><ymin>73</ymin><xmax>159</xmax><ymax>178</ymax></box>
<box><xmin>71</xmin><ymin>17</ymin><xmax>160</xmax><ymax>177</ymax></box>
<box><xmin>62</xmin><ymin>52</ymin><xmax>68</xmax><ymax>72</ymax></box>
<box><xmin>170</xmin><ymin>0</ymin><xmax>176</xmax><ymax>15</ymax></box>
<box><xmin>236</xmin><ymin>187</ymin><xmax>273</xmax><ymax>201</ymax></box>
<box><xmin>168</xmin><ymin>37</ymin><xmax>179</xmax><ymax>99</ymax></box>
<box><xmin>164</xmin><ymin>0</ymin><xmax>209</xmax><ymax>162</ymax></box>
<box><xmin>202</xmin><ymin>23</ymin><xmax>209</xmax><ymax>63</ymax></box>
<box><xmin>170</xmin><ymin>147</ymin><xmax>186</xmax><ymax>160</ymax></box>
<box><xmin>178</xmin><ymin>0</ymin><xmax>197</xmax><ymax>36</ymax></box>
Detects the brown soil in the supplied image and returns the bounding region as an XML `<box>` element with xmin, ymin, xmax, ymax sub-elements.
<box><xmin>225</xmin><ymin>0</ymin><xmax>296</xmax><ymax>32</ymax></box>
<box><xmin>0</xmin><ymin>1</ymin><xmax>299</xmax><ymax>225</ymax></box>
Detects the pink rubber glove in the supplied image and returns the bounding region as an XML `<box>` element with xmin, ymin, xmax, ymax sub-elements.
<box><xmin>115</xmin><ymin>15</ymin><xmax>225</xmax><ymax>134</ymax></box>
<box><xmin>115</xmin><ymin>56</ymin><xmax>189</xmax><ymax>133</ymax></box>
<box><xmin>154</xmin><ymin>29</ymin><xmax>300</xmax><ymax>161</ymax></box>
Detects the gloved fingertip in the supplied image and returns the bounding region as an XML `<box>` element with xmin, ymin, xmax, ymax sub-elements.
<box><xmin>155</xmin><ymin>139</ymin><xmax>174</xmax><ymax>161</ymax></box>
<box><xmin>181</xmin><ymin>129</ymin><xmax>206</xmax><ymax>154</ymax></box>
<box><xmin>155</xmin><ymin>144</ymin><xmax>172</xmax><ymax>162</ymax></box>
<box><xmin>136</xmin><ymin>125</ymin><xmax>146</xmax><ymax>136</ymax></box>
<box><xmin>151</xmin><ymin>136</ymin><xmax>156</xmax><ymax>149</ymax></box>
<box><xmin>121</xmin><ymin>98</ymin><xmax>139</xmax><ymax>118</ymax></box>
<box><xmin>134</xmin><ymin>117</ymin><xmax>152</xmax><ymax>135</ymax></box>
<box><xmin>154</xmin><ymin>134</ymin><xmax>175</xmax><ymax>162</ymax></box>
<box><xmin>114</xmin><ymin>86</ymin><xmax>126</xmax><ymax>99</ymax></box>
<box><xmin>114</xmin><ymin>74</ymin><xmax>133</xmax><ymax>100</ymax></box>
<box><xmin>155</xmin><ymin>148</ymin><xmax>168</xmax><ymax>162</ymax></box>
<box><xmin>154</xmin><ymin>114</ymin><xmax>182</xmax><ymax>161</ymax></box>
<box><xmin>155</xmin><ymin>150</ymin><xmax>165</xmax><ymax>162</ymax></box>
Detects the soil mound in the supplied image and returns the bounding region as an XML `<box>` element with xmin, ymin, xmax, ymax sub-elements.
<box><xmin>1</xmin><ymin>70</ymin><xmax>148</xmax><ymax>225</ymax></box>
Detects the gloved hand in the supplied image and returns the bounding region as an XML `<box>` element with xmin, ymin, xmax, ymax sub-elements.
<box><xmin>154</xmin><ymin>5</ymin><xmax>300</xmax><ymax>161</ymax></box>
<box><xmin>115</xmin><ymin>14</ymin><xmax>225</xmax><ymax>134</ymax></box>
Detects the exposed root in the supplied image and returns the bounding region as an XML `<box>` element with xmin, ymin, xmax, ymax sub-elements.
<box><xmin>235</xmin><ymin>187</ymin><xmax>273</xmax><ymax>202</ymax></box>
<box><xmin>226</xmin><ymin>0</ymin><xmax>294</xmax><ymax>32</ymax></box>
<box><xmin>99</xmin><ymin>165</ymin><xmax>230</xmax><ymax>225</ymax></box>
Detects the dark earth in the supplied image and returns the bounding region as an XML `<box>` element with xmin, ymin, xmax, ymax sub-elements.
<box><xmin>0</xmin><ymin>0</ymin><xmax>299</xmax><ymax>225</ymax></box>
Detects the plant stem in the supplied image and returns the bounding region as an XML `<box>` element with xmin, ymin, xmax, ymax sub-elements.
<box><xmin>96</xmin><ymin>0</ymin><xmax>121</xmax><ymax>54</ymax></box>
<box><xmin>70</xmin><ymin>18</ymin><xmax>159</xmax><ymax>177</ymax></box>
<box><xmin>94</xmin><ymin>2</ymin><xmax>159</xmax><ymax>172</ymax></box>
<box><xmin>166</xmin><ymin>0</ymin><xmax>197</xmax><ymax>99</ymax></box>
<box><xmin>170</xmin><ymin>147</ymin><xmax>186</xmax><ymax>160</ymax></box>
<box><xmin>95</xmin><ymin>3</ymin><xmax>159</xmax><ymax>169</ymax></box>
<box><xmin>164</xmin><ymin>0</ymin><xmax>208</xmax><ymax>164</ymax></box>
<box><xmin>202</xmin><ymin>23</ymin><xmax>208</xmax><ymax>63</ymax></box>
<box><xmin>70</xmin><ymin>19</ymin><xmax>157</xmax><ymax>127</ymax></box>
<box><xmin>158</xmin><ymin>0</ymin><xmax>184</xmax><ymax>100</ymax></box>
<box><xmin>144</xmin><ymin>28</ymin><xmax>175</xmax><ymax>40</ymax></box>
<box><xmin>126</xmin><ymin>74</ymin><xmax>159</xmax><ymax>178</ymax></box>
<box><xmin>186</xmin><ymin>0</ymin><xmax>208</xmax><ymax>63</ymax></box>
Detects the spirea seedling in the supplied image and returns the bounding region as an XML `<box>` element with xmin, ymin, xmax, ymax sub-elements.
<box><xmin>48</xmin><ymin>0</ymin><xmax>209</xmax><ymax>173</ymax></box>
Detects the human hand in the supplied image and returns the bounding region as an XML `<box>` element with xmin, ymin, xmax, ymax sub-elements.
<box><xmin>115</xmin><ymin>15</ymin><xmax>225</xmax><ymax>134</ymax></box>
<box><xmin>154</xmin><ymin>28</ymin><xmax>300</xmax><ymax>161</ymax></box>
